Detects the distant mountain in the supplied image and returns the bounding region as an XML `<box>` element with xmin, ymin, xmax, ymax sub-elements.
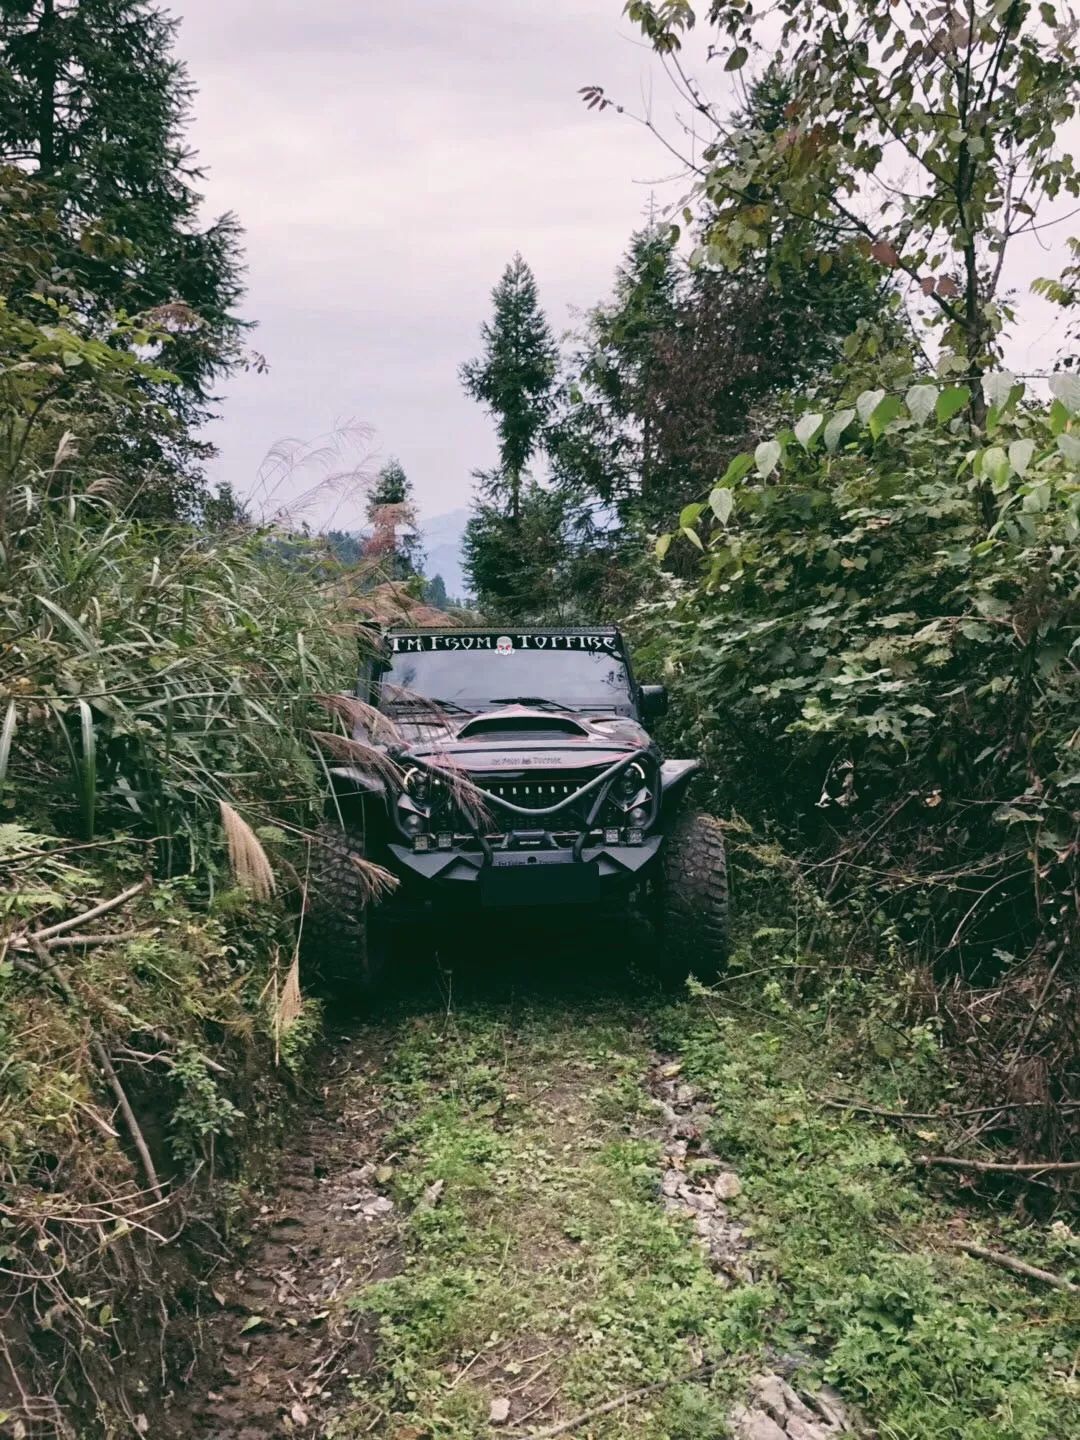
<box><xmin>420</xmin><ymin>507</ymin><xmax>470</xmax><ymax>600</ymax></box>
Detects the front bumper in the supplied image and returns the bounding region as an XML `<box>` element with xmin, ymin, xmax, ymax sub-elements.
<box><xmin>386</xmin><ymin>835</ymin><xmax>661</xmax><ymax>909</ymax></box>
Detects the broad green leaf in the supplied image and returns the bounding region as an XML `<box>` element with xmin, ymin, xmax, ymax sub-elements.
<box><xmin>794</xmin><ymin>412</ymin><xmax>825</xmax><ymax>451</ymax></box>
<box><xmin>1055</xmin><ymin>431</ymin><xmax>1080</xmax><ymax>464</ymax></box>
<box><xmin>936</xmin><ymin>386</ymin><xmax>970</xmax><ymax>423</ymax></box>
<box><xmin>722</xmin><ymin>452</ymin><xmax>755</xmax><ymax>486</ymax></box>
<box><xmin>679</xmin><ymin>502</ymin><xmax>705</xmax><ymax>528</ymax></box>
<box><xmin>868</xmin><ymin>394</ymin><xmax>903</xmax><ymax>439</ymax></box>
<box><xmin>823</xmin><ymin>409</ymin><xmax>856</xmax><ymax>452</ymax></box>
<box><xmin>755</xmin><ymin>439</ymin><xmax>782</xmax><ymax>478</ymax></box>
<box><xmin>982</xmin><ymin>370</ymin><xmax>1017</xmax><ymax>410</ymax></box>
<box><xmin>681</xmin><ymin>525</ymin><xmax>705</xmax><ymax>551</ymax></box>
<box><xmin>980</xmin><ymin>446</ymin><xmax>1010</xmax><ymax>489</ymax></box>
<box><xmin>709</xmin><ymin>487</ymin><xmax>734</xmax><ymax>525</ymax></box>
<box><xmin>1022</xmin><ymin>482</ymin><xmax>1051</xmax><ymax>512</ymax></box>
<box><xmin>35</xmin><ymin>595</ymin><xmax>97</xmax><ymax>653</ymax></box>
<box><xmin>725</xmin><ymin>45</ymin><xmax>749</xmax><ymax>69</ymax></box>
<box><xmin>1008</xmin><ymin>438</ymin><xmax>1035</xmax><ymax>477</ymax></box>
<box><xmin>1049</xmin><ymin>371</ymin><xmax>1080</xmax><ymax>414</ymax></box>
<box><xmin>905</xmin><ymin>384</ymin><xmax>938</xmax><ymax>424</ymax></box>
<box><xmin>655</xmin><ymin>533</ymin><xmax>672</xmax><ymax>561</ymax></box>
<box><xmin>855</xmin><ymin>388</ymin><xmax>886</xmax><ymax>425</ymax></box>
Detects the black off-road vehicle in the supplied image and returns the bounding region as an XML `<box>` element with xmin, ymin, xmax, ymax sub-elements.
<box><xmin>307</xmin><ymin>626</ymin><xmax>728</xmax><ymax>987</ymax></box>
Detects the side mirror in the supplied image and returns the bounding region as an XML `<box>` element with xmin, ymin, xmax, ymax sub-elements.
<box><xmin>640</xmin><ymin>684</ymin><xmax>668</xmax><ymax>720</ymax></box>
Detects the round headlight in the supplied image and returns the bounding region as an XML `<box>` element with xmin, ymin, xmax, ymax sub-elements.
<box><xmin>620</xmin><ymin>762</ymin><xmax>647</xmax><ymax>799</ymax></box>
<box><xmin>404</xmin><ymin>766</ymin><xmax>430</xmax><ymax>802</ymax></box>
<box><xmin>629</xmin><ymin>805</ymin><xmax>650</xmax><ymax>825</ymax></box>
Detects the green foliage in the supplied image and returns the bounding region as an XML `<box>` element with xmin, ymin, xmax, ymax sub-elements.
<box><xmin>169</xmin><ymin>1043</ymin><xmax>244</xmax><ymax>1167</ymax></box>
<box><xmin>0</xmin><ymin>2</ymin><xmax>249</xmax><ymax>515</ymax></box>
<box><xmin>461</xmin><ymin>254</ymin><xmax>564</xmax><ymax>614</ymax></box>
<box><xmin>630</xmin><ymin>2</ymin><xmax>1080</xmax><ymax>403</ymax></box>
<box><xmin>462</xmin><ymin>483</ymin><xmax>577</xmax><ymax>621</ymax></box>
<box><xmin>667</xmin><ymin>991</ymin><xmax>1078</xmax><ymax>1440</ymax></box>
<box><xmin>644</xmin><ymin>378</ymin><xmax>1079</xmax><ymax>976</ymax></box>
<box><xmin>460</xmin><ymin>253</ymin><xmax>558</xmax><ymax>516</ymax></box>
<box><xmin>3</xmin><ymin>495</ymin><xmax>356</xmax><ymax>855</ymax></box>
<box><xmin>365</xmin><ymin>457</ymin><xmax>424</xmax><ymax>579</ymax></box>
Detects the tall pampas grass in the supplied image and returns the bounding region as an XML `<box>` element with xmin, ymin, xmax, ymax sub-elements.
<box><xmin>220</xmin><ymin>800</ymin><xmax>276</xmax><ymax>900</ymax></box>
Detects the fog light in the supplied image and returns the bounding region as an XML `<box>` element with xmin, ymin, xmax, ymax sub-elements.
<box><xmin>627</xmin><ymin>828</ymin><xmax>645</xmax><ymax>846</ymax></box>
<box><xmin>437</xmin><ymin>832</ymin><xmax>453</xmax><ymax>851</ymax></box>
<box><xmin>414</xmin><ymin>834</ymin><xmax>432</xmax><ymax>853</ymax></box>
<box><xmin>604</xmin><ymin>827</ymin><xmax>621</xmax><ymax>844</ymax></box>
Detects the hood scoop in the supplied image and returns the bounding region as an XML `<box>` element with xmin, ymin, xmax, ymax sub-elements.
<box><xmin>455</xmin><ymin>708</ymin><xmax>592</xmax><ymax>740</ymax></box>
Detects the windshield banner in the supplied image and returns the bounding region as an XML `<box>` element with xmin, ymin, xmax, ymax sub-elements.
<box><xmin>389</xmin><ymin>633</ymin><xmax>620</xmax><ymax>656</ymax></box>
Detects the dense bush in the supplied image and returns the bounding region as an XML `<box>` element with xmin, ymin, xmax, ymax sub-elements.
<box><xmin>641</xmin><ymin>377</ymin><xmax>1079</xmax><ymax>1142</ymax></box>
<box><xmin>0</xmin><ymin>272</ymin><xmax>367</xmax><ymax>1431</ymax></box>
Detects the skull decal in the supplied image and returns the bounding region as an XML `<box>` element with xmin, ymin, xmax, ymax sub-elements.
<box><xmin>496</xmin><ymin>634</ymin><xmax>514</xmax><ymax>656</ymax></box>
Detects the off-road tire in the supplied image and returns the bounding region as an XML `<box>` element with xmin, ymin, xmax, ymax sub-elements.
<box><xmin>657</xmin><ymin>811</ymin><xmax>730</xmax><ymax>983</ymax></box>
<box><xmin>302</xmin><ymin>822</ymin><xmax>386</xmax><ymax>994</ymax></box>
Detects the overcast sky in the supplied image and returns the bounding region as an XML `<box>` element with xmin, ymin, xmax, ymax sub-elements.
<box><xmin>173</xmin><ymin>2</ymin><xmax>1076</xmax><ymax>532</ymax></box>
<box><xmin>172</xmin><ymin>0</ymin><xmax>681</xmax><ymax>529</ymax></box>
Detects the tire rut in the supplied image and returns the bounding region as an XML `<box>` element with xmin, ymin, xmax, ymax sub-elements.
<box><xmin>169</xmin><ymin>1039</ymin><xmax>399</xmax><ymax>1440</ymax></box>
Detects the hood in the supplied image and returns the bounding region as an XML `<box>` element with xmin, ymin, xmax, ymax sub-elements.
<box><xmin>384</xmin><ymin>704</ymin><xmax>651</xmax><ymax>774</ymax></box>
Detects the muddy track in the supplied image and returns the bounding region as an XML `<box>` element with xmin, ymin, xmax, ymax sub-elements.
<box><xmin>170</xmin><ymin>1040</ymin><xmax>398</xmax><ymax>1439</ymax></box>
<box><xmin>167</xmin><ymin>940</ymin><xmax>859</xmax><ymax>1440</ymax></box>
<box><xmin>163</xmin><ymin>937</ymin><xmax>1077</xmax><ymax>1440</ymax></box>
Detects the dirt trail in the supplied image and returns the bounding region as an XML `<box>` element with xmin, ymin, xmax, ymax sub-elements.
<box><xmin>167</xmin><ymin>939</ymin><xmax>1078</xmax><ymax>1440</ymax></box>
<box><xmin>169</xmin><ymin>944</ymin><xmax>853</xmax><ymax>1440</ymax></box>
<box><xmin>173</xmin><ymin>1043</ymin><xmax>397</xmax><ymax>1440</ymax></box>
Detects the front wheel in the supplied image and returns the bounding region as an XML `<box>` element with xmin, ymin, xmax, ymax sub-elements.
<box><xmin>655</xmin><ymin>811</ymin><xmax>730</xmax><ymax>984</ymax></box>
<box><xmin>302</xmin><ymin>822</ymin><xmax>388</xmax><ymax>995</ymax></box>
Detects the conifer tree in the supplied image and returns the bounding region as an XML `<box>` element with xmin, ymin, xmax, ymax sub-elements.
<box><xmin>460</xmin><ymin>255</ymin><xmax>560</xmax><ymax>614</ymax></box>
<box><xmin>364</xmin><ymin>458</ymin><xmax>423</xmax><ymax>579</ymax></box>
<box><xmin>0</xmin><ymin>0</ymin><xmax>248</xmax><ymax>515</ymax></box>
<box><xmin>460</xmin><ymin>254</ymin><xmax>557</xmax><ymax>524</ymax></box>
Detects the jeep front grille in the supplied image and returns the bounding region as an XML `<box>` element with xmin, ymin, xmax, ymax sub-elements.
<box><xmin>479</xmin><ymin>777</ymin><xmax>589</xmax><ymax>812</ymax></box>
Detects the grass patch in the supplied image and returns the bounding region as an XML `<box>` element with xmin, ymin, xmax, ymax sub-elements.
<box><xmin>326</xmin><ymin>950</ymin><xmax>1077</xmax><ymax>1440</ymax></box>
<box><xmin>656</xmin><ymin>982</ymin><xmax>1080</xmax><ymax>1440</ymax></box>
<box><xmin>343</xmin><ymin>999</ymin><xmax>748</xmax><ymax>1438</ymax></box>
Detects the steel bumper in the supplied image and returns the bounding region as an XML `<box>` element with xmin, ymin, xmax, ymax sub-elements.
<box><xmin>385</xmin><ymin>836</ymin><xmax>661</xmax><ymax>909</ymax></box>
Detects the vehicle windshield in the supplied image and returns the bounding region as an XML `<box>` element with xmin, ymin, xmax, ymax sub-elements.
<box><xmin>380</xmin><ymin>635</ymin><xmax>633</xmax><ymax>711</ymax></box>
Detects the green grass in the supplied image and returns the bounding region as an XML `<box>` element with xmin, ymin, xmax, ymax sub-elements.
<box><xmin>326</xmin><ymin>959</ymin><xmax>1078</xmax><ymax>1440</ymax></box>
<box><xmin>657</xmin><ymin>982</ymin><xmax>1080</xmax><ymax>1440</ymax></box>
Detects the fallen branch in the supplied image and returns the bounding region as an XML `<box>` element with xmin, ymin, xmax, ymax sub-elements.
<box><xmin>954</xmin><ymin>1241</ymin><xmax>1078</xmax><ymax>1294</ymax></box>
<box><xmin>822</xmin><ymin>1097</ymin><xmax>1080</xmax><ymax>1121</ymax></box>
<box><xmin>14</xmin><ymin>929</ymin><xmax>158</xmax><ymax>952</ymax></box>
<box><xmin>30</xmin><ymin>878</ymin><xmax>150</xmax><ymax>942</ymax></box>
<box><xmin>918</xmin><ymin>1155</ymin><xmax>1080</xmax><ymax>1175</ymax></box>
<box><xmin>512</xmin><ymin>1364</ymin><xmax>717</xmax><ymax>1438</ymax></box>
<box><xmin>26</xmin><ymin>934</ymin><xmax>165</xmax><ymax>1202</ymax></box>
<box><xmin>87</xmin><ymin>1036</ymin><xmax>165</xmax><ymax>1203</ymax></box>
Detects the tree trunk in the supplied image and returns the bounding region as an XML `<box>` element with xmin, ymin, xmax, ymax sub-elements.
<box><xmin>37</xmin><ymin>0</ymin><xmax>58</xmax><ymax>175</ymax></box>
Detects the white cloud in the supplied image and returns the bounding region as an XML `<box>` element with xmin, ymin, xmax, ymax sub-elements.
<box><xmin>171</xmin><ymin>0</ymin><xmax>679</xmax><ymax>526</ymax></box>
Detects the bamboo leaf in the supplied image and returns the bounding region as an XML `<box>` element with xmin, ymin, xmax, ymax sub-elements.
<box><xmin>0</xmin><ymin>702</ymin><xmax>16</xmax><ymax>786</ymax></box>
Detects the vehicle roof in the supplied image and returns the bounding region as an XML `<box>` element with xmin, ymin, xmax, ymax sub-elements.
<box><xmin>384</xmin><ymin>624</ymin><xmax>622</xmax><ymax>637</ymax></box>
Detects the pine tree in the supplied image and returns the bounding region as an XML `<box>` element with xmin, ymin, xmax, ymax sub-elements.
<box><xmin>460</xmin><ymin>254</ymin><xmax>557</xmax><ymax>525</ymax></box>
<box><xmin>460</xmin><ymin>255</ymin><xmax>561</xmax><ymax>613</ymax></box>
<box><xmin>363</xmin><ymin>458</ymin><xmax>423</xmax><ymax>579</ymax></box>
<box><xmin>548</xmin><ymin>224</ymin><xmax>681</xmax><ymax>525</ymax></box>
<box><xmin>0</xmin><ymin>0</ymin><xmax>248</xmax><ymax>516</ymax></box>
